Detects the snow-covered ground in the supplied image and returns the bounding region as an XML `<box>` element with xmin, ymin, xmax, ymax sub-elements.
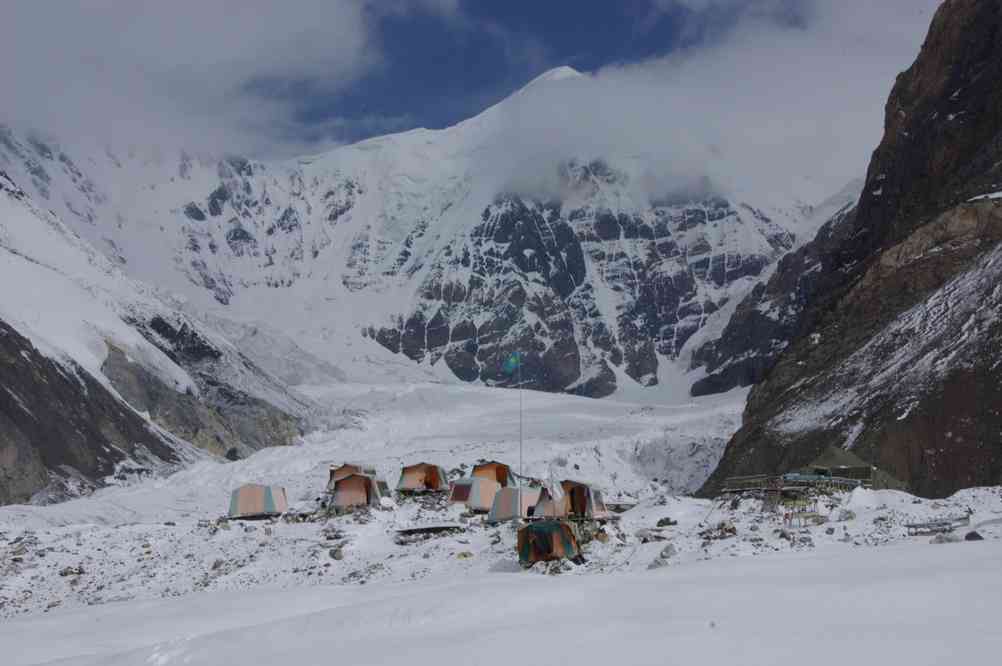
<box><xmin>0</xmin><ymin>383</ymin><xmax>743</xmax><ymax>615</ymax></box>
<box><xmin>5</xmin><ymin>536</ymin><xmax>1001</xmax><ymax>666</ymax></box>
<box><xmin>2</xmin><ymin>381</ymin><xmax>1001</xmax><ymax>643</ymax></box>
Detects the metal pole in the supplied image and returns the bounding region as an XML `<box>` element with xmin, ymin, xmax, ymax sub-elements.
<box><xmin>518</xmin><ymin>354</ymin><xmax>523</xmax><ymax>524</ymax></box>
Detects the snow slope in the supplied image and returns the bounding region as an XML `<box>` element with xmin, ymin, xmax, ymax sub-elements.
<box><xmin>3</xmin><ymin>378</ymin><xmax>1000</xmax><ymax>625</ymax></box>
<box><xmin>0</xmin><ymin>170</ymin><xmax>324</xmax><ymax>503</ymax></box>
<box><xmin>0</xmin><ymin>382</ymin><xmax>748</xmax><ymax>616</ymax></box>
<box><xmin>0</xmin><ymin>383</ymin><xmax>744</xmax><ymax>530</ymax></box>
<box><xmin>4</xmin><ymin>537</ymin><xmax>1000</xmax><ymax>666</ymax></box>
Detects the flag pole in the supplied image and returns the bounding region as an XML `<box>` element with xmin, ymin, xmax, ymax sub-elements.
<box><xmin>518</xmin><ymin>352</ymin><xmax>523</xmax><ymax>524</ymax></box>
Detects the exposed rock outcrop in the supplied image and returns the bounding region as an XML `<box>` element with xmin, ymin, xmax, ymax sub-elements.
<box><xmin>0</xmin><ymin>320</ymin><xmax>181</xmax><ymax>505</ymax></box>
<box><xmin>702</xmin><ymin>0</ymin><xmax>1002</xmax><ymax>497</ymax></box>
<box><xmin>365</xmin><ymin>174</ymin><xmax>793</xmax><ymax>396</ymax></box>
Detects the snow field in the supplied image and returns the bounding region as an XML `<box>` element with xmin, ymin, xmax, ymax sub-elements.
<box><xmin>4</xmin><ymin>537</ymin><xmax>1001</xmax><ymax>665</ymax></box>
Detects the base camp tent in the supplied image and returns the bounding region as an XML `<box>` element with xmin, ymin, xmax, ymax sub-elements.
<box><xmin>449</xmin><ymin>477</ymin><xmax>502</xmax><ymax>512</ymax></box>
<box><xmin>471</xmin><ymin>461</ymin><xmax>513</xmax><ymax>487</ymax></box>
<box><xmin>332</xmin><ymin>474</ymin><xmax>383</xmax><ymax>510</ymax></box>
<box><xmin>487</xmin><ymin>487</ymin><xmax>541</xmax><ymax>523</ymax></box>
<box><xmin>531</xmin><ymin>487</ymin><xmax>567</xmax><ymax>519</ymax></box>
<box><xmin>228</xmin><ymin>484</ymin><xmax>289</xmax><ymax>519</ymax></box>
<box><xmin>328</xmin><ymin>463</ymin><xmax>378</xmax><ymax>489</ymax></box>
<box><xmin>560</xmin><ymin>480</ymin><xmax>610</xmax><ymax>520</ymax></box>
<box><xmin>530</xmin><ymin>481</ymin><xmax>610</xmax><ymax>520</ymax></box>
<box><xmin>397</xmin><ymin>463</ymin><xmax>450</xmax><ymax>493</ymax></box>
<box><xmin>517</xmin><ymin>520</ymin><xmax>581</xmax><ymax>565</ymax></box>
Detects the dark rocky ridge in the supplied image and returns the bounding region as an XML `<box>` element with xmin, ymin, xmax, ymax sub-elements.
<box><xmin>0</xmin><ymin>320</ymin><xmax>179</xmax><ymax>505</ymax></box>
<box><xmin>365</xmin><ymin>177</ymin><xmax>792</xmax><ymax>397</ymax></box>
<box><xmin>691</xmin><ymin>202</ymin><xmax>857</xmax><ymax>396</ymax></box>
<box><xmin>701</xmin><ymin>0</ymin><xmax>1002</xmax><ymax>497</ymax></box>
<box><xmin>111</xmin><ymin>313</ymin><xmax>306</xmax><ymax>458</ymax></box>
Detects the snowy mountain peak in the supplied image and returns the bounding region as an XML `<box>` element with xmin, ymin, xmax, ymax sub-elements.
<box><xmin>0</xmin><ymin>66</ymin><xmax>825</xmax><ymax>400</ymax></box>
<box><xmin>523</xmin><ymin>65</ymin><xmax>585</xmax><ymax>88</ymax></box>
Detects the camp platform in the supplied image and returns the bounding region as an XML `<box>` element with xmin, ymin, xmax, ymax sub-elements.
<box><xmin>721</xmin><ymin>472</ymin><xmax>865</xmax><ymax>495</ymax></box>
<box><xmin>395</xmin><ymin>524</ymin><xmax>464</xmax><ymax>536</ymax></box>
<box><xmin>905</xmin><ymin>515</ymin><xmax>970</xmax><ymax>536</ymax></box>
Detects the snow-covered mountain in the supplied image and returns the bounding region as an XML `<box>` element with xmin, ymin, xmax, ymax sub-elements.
<box><xmin>0</xmin><ymin>169</ymin><xmax>322</xmax><ymax>504</ymax></box>
<box><xmin>0</xmin><ymin>67</ymin><xmax>843</xmax><ymax>399</ymax></box>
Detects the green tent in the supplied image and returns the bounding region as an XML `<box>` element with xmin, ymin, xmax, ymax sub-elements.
<box><xmin>517</xmin><ymin>520</ymin><xmax>581</xmax><ymax>565</ymax></box>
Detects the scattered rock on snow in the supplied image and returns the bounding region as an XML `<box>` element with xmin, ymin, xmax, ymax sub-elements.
<box><xmin>647</xmin><ymin>543</ymin><xmax>678</xmax><ymax>570</ymax></box>
<box><xmin>635</xmin><ymin>529</ymin><xmax>667</xmax><ymax>543</ymax></box>
<box><xmin>700</xmin><ymin>521</ymin><xmax>737</xmax><ymax>541</ymax></box>
<box><xmin>930</xmin><ymin>533</ymin><xmax>961</xmax><ymax>544</ymax></box>
<box><xmin>964</xmin><ymin>531</ymin><xmax>984</xmax><ymax>541</ymax></box>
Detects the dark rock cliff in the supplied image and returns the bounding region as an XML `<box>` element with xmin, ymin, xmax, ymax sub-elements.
<box><xmin>364</xmin><ymin>177</ymin><xmax>792</xmax><ymax>397</ymax></box>
<box><xmin>701</xmin><ymin>0</ymin><xmax>1002</xmax><ymax>497</ymax></box>
<box><xmin>0</xmin><ymin>320</ymin><xmax>179</xmax><ymax>505</ymax></box>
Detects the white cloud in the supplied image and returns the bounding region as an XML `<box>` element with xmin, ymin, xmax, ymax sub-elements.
<box><xmin>0</xmin><ymin>0</ymin><xmax>457</xmax><ymax>155</ymax></box>
<box><xmin>488</xmin><ymin>0</ymin><xmax>944</xmax><ymax>205</ymax></box>
<box><xmin>0</xmin><ymin>0</ymin><xmax>944</xmax><ymax>205</ymax></box>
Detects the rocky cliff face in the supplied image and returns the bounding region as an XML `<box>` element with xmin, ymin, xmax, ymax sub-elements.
<box><xmin>701</xmin><ymin>0</ymin><xmax>1002</xmax><ymax>497</ymax></box>
<box><xmin>0</xmin><ymin>319</ymin><xmax>191</xmax><ymax>505</ymax></box>
<box><xmin>364</xmin><ymin>169</ymin><xmax>795</xmax><ymax>396</ymax></box>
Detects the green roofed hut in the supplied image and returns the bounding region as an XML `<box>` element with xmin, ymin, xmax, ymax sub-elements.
<box><xmin>517</xmin><ymin>520</ymin><xmax>582</xmax><ymax>566</ymax></box>
<box><xmin>228</xmin><ymin>483</ymin><xmax>288</xmax><ymax>519</ymax></box>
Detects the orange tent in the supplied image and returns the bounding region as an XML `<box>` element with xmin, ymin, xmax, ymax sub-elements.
<box><xmin>332</xmin><ymin>474</ymin><xmax>383</xmax><ymax>509</ymax></box>
<box><xmin>397</xmin><ymin>463</ymin><xmax>450</xmax><ymax>492</ymax></box>
<box><xmin>471</xmin><ymin>461</ymin><xmax>513</xmax><ymax>487</ymax></box>
<box><xmin>560</xmin><ymin>480</ymin><xmax>610</xmax><ymax>520</ymax></box>
<box><xmin>449</xmin><ymin>477</ymin><xmax>502</xmax><ymax>512</ymax></box>
<box><xmin>328</xmin><ymin>463</ymin><xmax>378</xmax><ymax>489</ymax></box>
<box><xmin>228</xmin><ymin>484</ymin><xmax>288</xmax><ymax>519</ymax></box>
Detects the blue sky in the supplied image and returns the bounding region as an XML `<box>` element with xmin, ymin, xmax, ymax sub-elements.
<box><xmin>279</xmin><ymin>0</ymin><xmax>815</xmax><ymax>144</ymax></box>
<box><xmin>292</xmin><ymin>1</ymin><xmax>696</xmax><ymax>141</ymax></box>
